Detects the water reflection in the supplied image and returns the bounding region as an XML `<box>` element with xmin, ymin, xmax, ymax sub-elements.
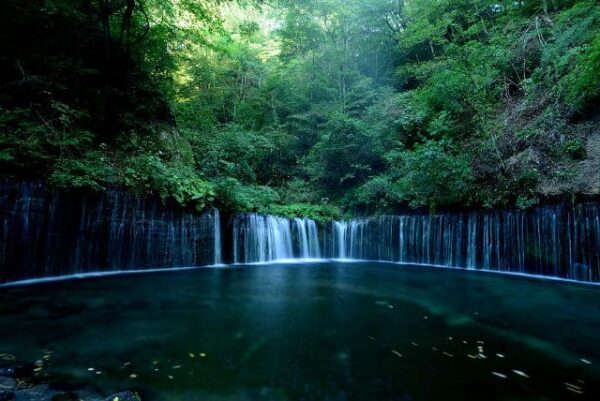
<box><xmin>0</xmin><ymin>262</ymin><xmax>598</xmax><ymax>401</ymax></box>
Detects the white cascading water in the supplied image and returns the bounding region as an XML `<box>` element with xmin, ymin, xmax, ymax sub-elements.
<box><xmin>213</xmin><ymin>209</ymin><xmax>222</xmax><ymax>265</ymax></box>
<box><xmin>294</xmin><ymin>218</ymin><xmax>321</xmax><ymax>258</ymax></box>
<box><xmin>267</xmin><ymin>215</ymin><xmax>294</xmax><ymax>260</ymax></box>
<box><xmin>0</xmin><ymin>181</ymin><xmax>218</xmax><ymax>282</ymax></box>
<box><xmin>307</xmin><ymin>219</ymin><xmax>321</xmax><ymax>258</ymax></box>
<box><xmin>326</xmin><ymin>211</ymin><xmax>595</xmax><ymax>280</ymax></box>
<box><xmin>3</xmin><ymin>180</ymin><xmax>600</xmax><ymax>283</ymax></box>
<box><xmin>333</xmin><ymin>221</ymin><xmax>348</xmax><ymax>259</ymax></box>
<box><xmin>295</xmin><ymin>218</ymin><xmax>310</xmax><ymax>258</ymax></box>
<box><xmin>233</xmin><ymin>214</ymin><xmax>322</xmax><ymax>263</ymax></box>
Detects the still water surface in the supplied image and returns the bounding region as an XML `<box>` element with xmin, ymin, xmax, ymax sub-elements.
<box><xmin>0</xmin><ymin>262</ymin><xmax>599</xmax><ymax>400</ymax></box>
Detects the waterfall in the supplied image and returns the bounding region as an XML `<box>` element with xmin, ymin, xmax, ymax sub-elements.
<box><xmin>295</xmin><ymin>218</ymin><xmax>310</xmax><ymax>258</ymax></box>
<box><xmin>294</xmin><ymin>218</ymin><xmax>321</xmax><ymax>259</ymax></box>
<box><xmin>213</xmin><ymin>209</ymin><xmax>222</xmax><ymax>265</ymax></box>
<box><xmin>307</xmin><ymin>219</ymin><xmax>321</xmax><ymax>258</ymax></box>
<box><xmin>0</xmin><ymin>181</ymin><xmax>217</xmax><ymax>282</ymax></box>
<box><xmin>333</xmin><ymin>221</ymin><xmax>348</xmax><ymax>259</ymax></box>
<box><xmin>232</xmin><ymin>214</ymin><xmax>321</xmax><ymax>263</ymax></box>
<box><xmin>4</xmin><ymin>181</ymin><xmax>600</xmax><ymax>283</ymax></box>
<box><xmin>233</xmin><ymin>214</ymin><xmax>293</xmax><ymax>263</ymax></box>
<box><xmin>268</xmin><ymin>216</ymin><xmax>294</xmax><ymax>260</ymax></box>
<box><xmin>328</xmin><ymin>208</ymin><xmax>600</xmax><ymax>282</ymax></box>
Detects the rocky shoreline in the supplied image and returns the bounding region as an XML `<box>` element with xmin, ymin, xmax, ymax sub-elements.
<box><xmin>0</xmin><ymin>356</ymin><xmax>141</xmax><ymax>401</ymax></box>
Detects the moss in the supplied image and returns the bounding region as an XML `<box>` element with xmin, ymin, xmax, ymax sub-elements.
<box><xmin>260</xmin><ymin>204</ymin><xmax>341</xmax><ymax>223</ymax></box>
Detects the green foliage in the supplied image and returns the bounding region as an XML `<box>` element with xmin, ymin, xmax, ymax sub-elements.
<box><xmin>48</xmin><ymin>152</ymin><xmax>115</xmax><ymax>191</ymax></box>
<box><xmin>123</xmin><ymin>154</ymin><xmax>214</xmax><ymax>209</ymax></box>
<box><xmin>351</xmin><ymin>176</ymin><xmax>396</xmax><ymax>212</ymax></box>
<box><xmin>261</xmin><ymin>204</ymin><xmax>341</xmax><ymax>223</ymax></box>
<box><xmin>0</xmin><ymin>106</ymin><xmax>93</xmax><ymax>170</ymax></box>
<box><xmin>2</xmin><ymin>0</ymin><xmax>600</xmax><ymax>218</ymax></box>
<box><xmin>214</xmin><ymin>177</ymin><xmax>280</xmax><ymax>212</ymax></box>
<box><xmin>563</xmin><ymin>35</ymin><xmax>600</xmax><ymax>112</ymax></box>
<box><xmin>389</xmin><ymin>141</ymin><xmax>474</xmax><ymax>210</ymax></box>
<box><xmin>278</xmin><ymin>178</ymin><xmax>321</xmax><ymax>204</ymax></box>
<box><xmin>307</xmin><ymin>113</ymin><xmax>385</xmax><ymax>194</ymax></box>
<box><xmin>564</xmin><ymin>138</ymin><xmax>587</xmax><ymax>160</ymax></box>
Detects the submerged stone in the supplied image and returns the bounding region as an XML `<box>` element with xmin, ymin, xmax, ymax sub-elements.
<box><xmin>0</xmin><ymin>378</ymin><xmax>16</xmax><ymax>391</ymax></box>
<box><xmin>10</xmin><ymin>384</ymin><xmax>54</xmax><ymax>401</ymax></box>
<box><xmin>103</xmin><ymin>392</ymin><xmax>141</xmax><ymax>401</ymax></box>
<box><xmin>50</xmin><ymin>393</ymin><xmax>78</xmax><ymax>401</ymax></box>
<box><xmin>0</xmin><ymin>392</ymin><xmax>15</xmax><ymax>401</ymax></box>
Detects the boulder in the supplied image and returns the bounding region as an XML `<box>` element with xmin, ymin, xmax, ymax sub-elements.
<box><xmin>0</xmin><ymin>377</ymin><xmax>16</xmax><ymax>391</ymax></box>
<box><xmin>50</xmin><ymin>393</ymin><xmax>79</xmax><ymax>401</ymax></box>
<box><xmin>103</xmin><ymin>392</ymin><xmax>141</xmax><ymax>401</ymax></box>
<box><xmin>0</xmin><ymin>391</ymin><xmax>15</xmax><ymax>401</ymax></box>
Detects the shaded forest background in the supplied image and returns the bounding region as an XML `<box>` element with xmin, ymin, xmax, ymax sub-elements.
<box><xmin>1</xmin><ymin>0</ymin><xmax>599</xmax><ymax>219</ymax></box>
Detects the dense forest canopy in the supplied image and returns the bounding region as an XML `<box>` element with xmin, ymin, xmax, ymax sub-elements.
<box><xmin>1</xmin><ymin>0</ymin><xmax>599</xmax><ymax>219</ymax></box>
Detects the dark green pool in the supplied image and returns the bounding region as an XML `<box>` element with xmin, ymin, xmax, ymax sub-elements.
<box><xmin>1</xmin><ymin>262</ymin><xmax>599</xmax><ymax>400</ymax></box>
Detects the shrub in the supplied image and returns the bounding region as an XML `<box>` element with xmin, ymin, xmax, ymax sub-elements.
<box><xmin>390</xmin><ymin>141</ymin><xmax>473</xmax><ymax>210</ymax></box>
<box><xmin>123</xmin><ymin>154</ymin><xmax>214</xmax><ymax>210</ymax></box>
<box><xmin>49</xmin><ymin>152</ymin><xmax>115</xmax><ymax>191</ymax></box>
<box><xmin>214</xmin><ymin>177</ymin><xmax>280</xmax><ymax>212</ymax></box>
<box><xmin>261</xmin><ymin>203</ymin><xmax>341</xmax><ymax>222</ymax></box>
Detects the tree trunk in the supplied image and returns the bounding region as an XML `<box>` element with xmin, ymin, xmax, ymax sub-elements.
<box><xmin>121</xmin><ymin>0</ymin><xmax>136</xmax><ymax>58</ymax></box>
<box><xmin>97</xmin><ymin>0</ymin><xmax>114</xmax><ymax>61</ymax></box>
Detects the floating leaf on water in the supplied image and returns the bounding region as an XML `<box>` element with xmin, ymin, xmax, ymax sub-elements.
<box><xmin>492</xmin><ymin>372</ymin><xmax>507</xmax><ymax>379</ymax></box>
<box><xmin>391</xmin><ymin>350</ymin><xmax>403</xmax><ymax>358</ymax></box>
<box><xmin>512</xmin><ymin>370</ymin><xmax>529</xmax><ymax>378</ymax></box>
<box><xmin>564</xmin><ymin>382</ymin><xmax>583</xmax><ymax>394</ymax></box>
